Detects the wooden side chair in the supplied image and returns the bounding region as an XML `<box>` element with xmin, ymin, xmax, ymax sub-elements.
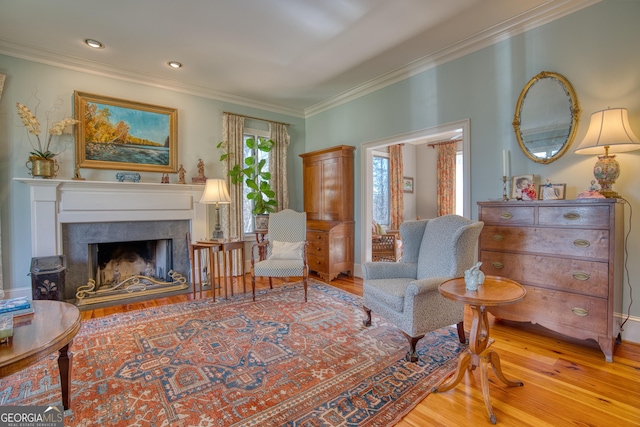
<box><xmin>250</xmin><ymin>209</ymin><xmax>309</xmax><ymax>301</ymax></box>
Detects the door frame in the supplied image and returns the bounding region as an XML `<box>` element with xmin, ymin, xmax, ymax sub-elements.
<box><xmin>360</xmin><ymin>119</ymin><xmax>470</xmax><ymax>264</ymax></box>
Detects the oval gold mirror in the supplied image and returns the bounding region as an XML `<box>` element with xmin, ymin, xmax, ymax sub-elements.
<box><xmin>513</xmin><ymin>71</ymin><xmax>580</xmax><ymax>164</ymax></box>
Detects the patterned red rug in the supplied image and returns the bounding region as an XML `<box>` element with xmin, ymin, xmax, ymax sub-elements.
<box><xmin>0</xmin><ymin>281</ymin><xmax>465</xmax><ymax>426</ymax></box>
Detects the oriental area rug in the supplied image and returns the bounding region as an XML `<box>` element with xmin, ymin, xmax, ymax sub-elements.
<box><xmin>0</xmin><ymin>281</ymin><xmax>465</xmax><ymax>426</ymax></box>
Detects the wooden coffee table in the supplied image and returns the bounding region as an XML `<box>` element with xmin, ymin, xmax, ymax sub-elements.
<box><xmin>0</xmin><ymin>300</ymin><xmax>81</xmax><ymax>410</ymax></box>
<box><xmin>434</xmin><ymin>275</ymin><xmax>526</xmax><ymax>424</ymax></box>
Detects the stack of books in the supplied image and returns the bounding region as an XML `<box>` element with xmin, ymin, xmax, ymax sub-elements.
<box><xmin>0</xmin><ymin>297</ymin><xmax>34</xmax><ymax>317</ymax></box>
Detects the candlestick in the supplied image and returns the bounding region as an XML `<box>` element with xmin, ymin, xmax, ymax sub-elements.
<box><xmin>502</xmin><ymin>150</ymin><xmax>507</xmax><ymax>176</ymax></box>
<box><xmin>502</xmin><ymin>175</ymin><xmax>509</xmax><ymax>201</ymax></box>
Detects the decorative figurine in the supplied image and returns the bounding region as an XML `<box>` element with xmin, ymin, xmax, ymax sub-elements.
<box><xmin>161</xmin><ymin>173</ymin><xmax>170</xmax><ymax>184</ymax></box>
<box><xmin>464</xmin><ymin>262</ymin><xmax>485</xmax><ymax>291</ymax></box>
<box><xmin>522</xmin><ymin>178</ymin><xmax>537</xmax><ymax>200</ymax></box>
<box><xmin>542</xmin><ymin>178</ymin><xmax>559</xmax><ymax>200</ymax></box>
<box><xmin>177</xmin><ymin>164</ymin><xmax>186</xmax><ymax>184</ymax></box>
<box><xmin>72</xmin><ymin>165</ymin><xmax>85</xmax><ymax>181</ymax></box>
<box><xmin>192</xmin><ymin>158</ymin><xmax>207</xmax><ymax>184</ymax></box>
<box><xmin>577</xmin><ymin>180</ymin><xmax>605</xmax><ymax>199</ymax></box>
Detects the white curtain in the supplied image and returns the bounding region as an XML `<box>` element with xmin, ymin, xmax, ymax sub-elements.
<box><xmin>269</xmin><ymin>122</ymin><xmax>290</xmax><ymax>211</ymax></box>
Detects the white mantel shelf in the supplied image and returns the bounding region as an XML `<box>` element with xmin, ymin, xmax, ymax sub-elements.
<box><xmin>15</xmin><ymin>178</ymin><xmax>207</xmax><ymax>257</ymax></box>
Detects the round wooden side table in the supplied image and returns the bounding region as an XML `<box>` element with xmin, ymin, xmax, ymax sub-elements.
<box><xmin>434</xmin><ymin>275</ymin><xmax>526</xmax><ymax>424</ymax></box>
<box><xmin>0</xmin><ymin>301</ymin><xmax>81</xmax><ymax>411</ymax></box>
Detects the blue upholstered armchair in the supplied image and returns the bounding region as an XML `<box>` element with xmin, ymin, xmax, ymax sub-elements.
<box><xmin>251</xmin><ymin>209</ymin><xmax>309</xmax><ymax>301</ymax></box>
<box><xmin>362</xmin><ymin>215</ymin><xmax>484</xmax><ymax>362</ymax></box>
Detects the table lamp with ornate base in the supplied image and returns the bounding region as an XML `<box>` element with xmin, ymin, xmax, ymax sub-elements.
<box><xmin>575</xmin><ymin>108</ymin><xmax>640</xmax><ymax>198</ymax></box>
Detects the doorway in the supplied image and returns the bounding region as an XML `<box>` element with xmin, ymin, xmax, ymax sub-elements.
<box><xmin>360</xmin><ymin>119</ymin><xmax>470</xmax><ymax>264</ymax></box>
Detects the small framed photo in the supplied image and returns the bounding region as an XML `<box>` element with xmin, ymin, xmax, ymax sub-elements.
<box><xmin>403</xmin><ymin>177</ymin><xmax>414</xmax><ymax>193</ymax></box>
<box><xmin>539</xmin><ymin>183</ymin><xmax>566</xmax><ymax>200</ymax></box>
<box><xmin>511</xmin><ymin>174</ymin><xmax>535</xmax><ymax>200</ymax></box>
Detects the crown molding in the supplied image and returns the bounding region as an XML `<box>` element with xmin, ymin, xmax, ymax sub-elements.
<box><xmin>304</xmin><ymin>0</ymin><xmax>600</xmax><ymax>118</ymax></box>
<box><xmin>0</xmin><ymin>0</ymin><xmax>599</xmax><ymax>121</ymax></box>
<box><xmin>0</xmin><ymin>40</ymin><xmax>306</xmax><ymax>119</ymax></box>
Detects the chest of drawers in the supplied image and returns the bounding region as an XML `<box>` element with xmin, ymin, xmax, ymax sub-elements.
<box><xmin>477</xmin><ymin>199</ymin><xmax>624</xmax><ymax>361</ymax></box>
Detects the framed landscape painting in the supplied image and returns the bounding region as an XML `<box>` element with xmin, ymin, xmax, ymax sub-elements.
<box><xmin>74</xmin><ymin>91</ymin><xmax>178</xmax><ymax>172</ymax></box>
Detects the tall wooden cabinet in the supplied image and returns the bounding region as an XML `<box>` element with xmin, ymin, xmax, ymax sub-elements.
<box><xmin>300</xmin><ymin>145</ymin><xmax>355</xmax><ymax>282</ymax></box>
<box><xmin>477</xmin><ymin>199</ymin><xmax>624</xmax><ymax>362</ymax></box>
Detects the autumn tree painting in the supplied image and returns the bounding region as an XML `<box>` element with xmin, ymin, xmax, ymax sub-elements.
<box><xmin>75</xmin><ymin>92</ymin><xmax>177</xmax><ymax>173</ymax></box>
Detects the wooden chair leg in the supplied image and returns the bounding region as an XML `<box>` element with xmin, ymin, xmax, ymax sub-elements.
<box><xmin>303</xmin><ymin>273</ymin><xmax>308</xmax><ymax>302</ymax></box>
<box><xmin>403</xmin><ymin>332</ymin><xmax>425</xmax><ymax>362</ymax></box>
<box><xmin>269</xmin><ymin>277</ymin><xmax>273</xmax><ymax>289</ymax></box>
<box><xmin>362</xmin><ymin>306</ymin><xmax>372</xmax><ymax>327</ymax></box>
<box><xmin>251</xmin><ymin>273</ymin><xmax>256</xmax><ymax>301</ymax></box>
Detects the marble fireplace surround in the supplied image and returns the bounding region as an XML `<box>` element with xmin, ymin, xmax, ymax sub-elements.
<box><xmin>17</xmin><ymin>178</ymin><xmax>207</xmax><ymax>301</ymax></box>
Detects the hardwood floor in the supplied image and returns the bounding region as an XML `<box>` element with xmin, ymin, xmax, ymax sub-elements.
<box><xmin>80</xmin><ymin>274</ymin><xmax>640</xmax><ymax>426</ymax></box>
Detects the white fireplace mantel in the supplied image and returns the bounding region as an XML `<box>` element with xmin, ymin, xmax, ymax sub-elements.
<box><xmin>16</xmin><ymin>178</ymin><xmax>207</xmax><ymax>257</ymax></box>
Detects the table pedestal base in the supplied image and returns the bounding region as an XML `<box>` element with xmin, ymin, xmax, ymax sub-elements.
<box><xmin>433</xmin><ymin>304</ymin><xmax>523</xmax><ymax>424</ymax></box>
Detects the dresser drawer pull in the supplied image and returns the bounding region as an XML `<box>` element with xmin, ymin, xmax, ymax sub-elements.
<box><xmin>491</xmin><ymin>234</ymin><xmax>504</xmax><ymax>241</ymax></box>
<box><xmin>573</xmin><ymin>239</ymin><xmax>591</xmax><ymax>248</ymax></box>
<box><xmin>572</xmin><ymin>307</ymin><xmax>589</xmax><ymax>317</ymax></box>
<box><xmin>572</xmin><ymin>272</ymin><xmax>591</xmax><ymax>281</ymax></box>
<box><xmin>499</xmin><ymin>212</ymin><xmax>513</xmax><ymax>220</ymax></box>
<box><xmin>491</xmin><ymin>262</ymin><xmax>504</xmax><ymax>269</ymax></box>
<box><xmin>563</xmin><ymin>212</ymin><xmax>581</xmax><ymax>220</ymax></box>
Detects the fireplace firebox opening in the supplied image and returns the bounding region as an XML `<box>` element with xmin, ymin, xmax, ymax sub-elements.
<box><xmin>89</xmin><ymin>239</ymin><xmax>172</xmax><ymax>287</ymax></box>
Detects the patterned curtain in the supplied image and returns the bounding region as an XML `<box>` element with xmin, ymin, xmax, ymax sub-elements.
<box><xmin>221</xmin><ymin>113</ymin><xmax>245</xmax><ymax>274</ymax></box>
<box><xmin>389</xmin><ymin>144</ymin><xmax>404</xmax><ymax>230</ymax></box>
<box><xmin>437</xmin><ymin>141</ymin><xmax>457</xmax><ymax>216</ymax></box>
<box><xmin>269</xmin><ymin>122</ymin><xmax>290</xmax><ymax>211</ymax></box>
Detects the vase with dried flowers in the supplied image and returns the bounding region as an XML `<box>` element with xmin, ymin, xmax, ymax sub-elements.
<box><xmin>16</xmin><ymin>101</ymin><xmax>78</xmax><ymax>178</ymax></box>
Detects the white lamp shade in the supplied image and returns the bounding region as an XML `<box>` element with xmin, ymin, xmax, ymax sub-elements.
<box><xmin>574</xmin><ymin>108</ymin><xmax>640</xmax><ymax>155</ymax></box>
<box><xmin>199</xmin><ymin>178</ymin><xmax>231</xmax><ymax>204</ymax></box>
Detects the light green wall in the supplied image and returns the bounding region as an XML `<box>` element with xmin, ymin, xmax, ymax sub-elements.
<box><xmin>1</xmin><ymin>1</ymin><xmax>639</xmax><ymax>323</ymax></box>
<box><xmin>307</xmin><ymin>1</ymin><xmax>640</xmax><ymax>317</ymax></box>
<box><xmin>0</xmin><ymin>55</ymin><xmax>305</xmax><ymax>294</ymax></box>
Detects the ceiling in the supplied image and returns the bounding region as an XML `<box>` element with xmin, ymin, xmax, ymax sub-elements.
<box><xmin>0</xmin><ymin>0</ymin><xmax>595</xmax><ymax>117</ymax></box>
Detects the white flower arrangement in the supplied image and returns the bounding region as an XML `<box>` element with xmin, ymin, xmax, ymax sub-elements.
<box><xmin>16</xmin><ymin>101</ymin><xmax>78</xmax><ymax>159</ymax></box>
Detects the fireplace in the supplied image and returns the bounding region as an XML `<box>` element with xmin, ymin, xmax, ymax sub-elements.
<box><xmin>90</xmin><ymin>239</ymin><xmax>172</xmax><ymax>287</ymax></box>
<box><xmin>62</xmin><ymin>220</ymin><xmax>191</xmax><ymax>303</ymax></box>
<box><xmin>17</xmin><ymin>178</ymin><xmax>208</xmax><ymax>305</ymax></box>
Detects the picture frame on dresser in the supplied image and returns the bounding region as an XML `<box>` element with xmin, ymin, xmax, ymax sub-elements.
<box><xmin>511</xmin><ymin>174</ymin><xmax>534</xmax><ymax>200</ymax></box>
<box><xmin>74</xmin><ymin>91</ymin><xmax>178</xmax><ymax>173</ymax></box>
<box><xmin>539</xmin><ymin>183</ymin><xmax>566</xmax><ymax>200</ymax></box>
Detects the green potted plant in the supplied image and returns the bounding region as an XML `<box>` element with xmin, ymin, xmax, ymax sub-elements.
<box><xmin>218</xmin><ymin>136</ymin><xmax>277</xmax><ymax>229</ymax></box>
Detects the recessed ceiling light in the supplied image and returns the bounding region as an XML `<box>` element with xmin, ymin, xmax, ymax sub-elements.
<box><xmin>84</xmin><ymin>39</ymin><xmax>104</xmax><ymax>49</ymax></box>
<box><xmin>168</xmin><ymin>61</ymin><xmax>183</xmax><ymax>69</ymax></box>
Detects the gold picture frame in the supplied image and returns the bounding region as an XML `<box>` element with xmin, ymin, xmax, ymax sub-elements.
<box><xmin>74</xmin><ymin>91</ymin><xmax>178</xmax><ymax>172</ymax></box>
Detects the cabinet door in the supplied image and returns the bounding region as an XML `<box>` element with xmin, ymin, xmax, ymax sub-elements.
<box><xmin>320</xmin><ymin>157</ymin><xmax>342</xmax><ymax>221</ymax></box>
<box><xmin>303</xmin><ymin>160</ymin><xmax>323</xmax><ymax>220</ymax></box>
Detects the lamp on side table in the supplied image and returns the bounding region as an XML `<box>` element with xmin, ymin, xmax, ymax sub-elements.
<box><xmin>200</xmin><ymin>178</ymin><xmax>231</xmax><ymax>239</ymax></box>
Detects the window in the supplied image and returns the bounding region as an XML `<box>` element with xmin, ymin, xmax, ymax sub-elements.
<box><xmin>242</xmin><ymin>130</ymin><xmax>270</xmax><ymax>234</ymax></box>
<box><xmin>372</xmin><ymin>154</ymin><xmax>390</xmax><ymax>226</ymax></box>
